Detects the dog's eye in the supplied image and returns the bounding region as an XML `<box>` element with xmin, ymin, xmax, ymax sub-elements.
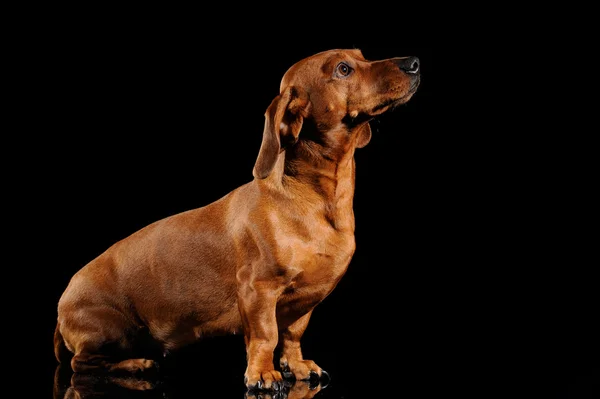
<box><xmin>335</xmin><ymin>62</ymin><xmax>353</xmax><ymax>77</ymax></box>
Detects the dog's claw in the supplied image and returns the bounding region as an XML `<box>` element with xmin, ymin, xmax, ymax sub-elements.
<box><xmin>305</xmin><ymin>370</ymin><xmax>320</xmax><ymax>389</ymax></box>
<box><xmin>246</xmin><ymin>380</ymin><xmax>263</xmax><ymax>392</ymax></box>
<box><xmin>280</xmin><ymin>362</ymin><xmax>294</xmax><ymax>380</ymax></box>
<box><xmin>320</xmin><ymin>369</ymin><xmax>331</xmax><ymax>388</ymax></box>
<box><xmin>299</xmin><ymin>369</ymin><xmax>331</xmax><ymax>390</ymax></box>
<box><xmin>273</xmin><ymin>380</ymin><xmax>282</xmax><ymax>391</ymax></box>
<box><xmin>282</xmin><ymin>371</ymin><xmax>294</xmax><ymax>380</ymax></box>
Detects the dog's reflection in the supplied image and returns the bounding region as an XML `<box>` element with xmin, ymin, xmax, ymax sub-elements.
<box><xmin>53</xmin><ymin>366</ymin><xmax>160</xmax><ymax>398</ymax></box>
<box><xmin>244</xmin><ymin>380</ymin><xmax>324</xmax><ymax>399</ymax></box>
<box><xmin>54</xmin><ymin>365</ymin><xmax>327</xmax><ymax>399</ymax></box>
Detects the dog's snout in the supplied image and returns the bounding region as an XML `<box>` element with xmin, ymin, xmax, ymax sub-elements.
<box><xmin>395</xmin><ymin>56</ymin><xmax>420</xmax><ymax>74</ymax></box>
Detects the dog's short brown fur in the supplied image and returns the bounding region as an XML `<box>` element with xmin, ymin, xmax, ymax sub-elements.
<box><xmin>55</xmin><ymin>48</ymin><xmax>420</xmax><ymax>391</ymax></box>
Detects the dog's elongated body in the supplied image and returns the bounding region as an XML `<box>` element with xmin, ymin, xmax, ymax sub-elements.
<box><xmin>55</xmin><ymin>49</ymin><xmax>420</xmax><ymax>391</ymax></box>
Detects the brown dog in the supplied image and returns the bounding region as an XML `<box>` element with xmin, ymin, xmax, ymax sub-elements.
<box><xmin>54</xmin><ymin>48</ymin><xmax>420</xmax><ymax>392</ymax></box>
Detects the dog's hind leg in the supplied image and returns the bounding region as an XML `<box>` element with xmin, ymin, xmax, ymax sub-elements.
<box><xmin>61</xmin><ymin>306</ymin><xmax>158</xmax><ymax>376</ymax></box>
<box><xmin>71</xmin><ymin>353</ymin><xmax>158</xmax><ymax>375</ymax></box>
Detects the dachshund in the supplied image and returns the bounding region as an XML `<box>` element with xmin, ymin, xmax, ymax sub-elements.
<box><xmin>54</xmin><ymin>48</ymin><xmax>420</xmax><ymax>392</ymax></box>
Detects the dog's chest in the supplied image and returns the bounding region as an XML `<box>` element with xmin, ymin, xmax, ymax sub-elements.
<box><xmin>280</xmin><ymin>228</ymin><xmax>355</xmax><ymax>290</ymax></box>
<box><xmin>276</xmin><ymin>233</ymin><xmax>354</xmax><ymax>314</ymax></box>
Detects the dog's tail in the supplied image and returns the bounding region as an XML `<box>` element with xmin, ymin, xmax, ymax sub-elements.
<box><xmin>54</xmin><ymin>322</ymin><xmax>72</xmax><ymax>363</ymax></box>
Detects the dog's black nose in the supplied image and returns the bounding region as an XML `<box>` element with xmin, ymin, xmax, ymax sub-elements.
<box><xmin>395</xmin><ymin>56</ymin><xmax>420</xmax><ymax>74</ymax></box>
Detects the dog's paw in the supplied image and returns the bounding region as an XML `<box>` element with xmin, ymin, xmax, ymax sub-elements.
<box><xmin>244</xmin><ymin>370</ymin><xmax>285</xmax><ymax>392</ymax></box>
<box><xmin>279</xmin><ymin>358</ymin><xmax>328</xmax><ymax>384</ymax></box>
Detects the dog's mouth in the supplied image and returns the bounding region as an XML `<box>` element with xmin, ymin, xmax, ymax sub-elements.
<box><xmin>371</xmin><ymin>79</ymin><xmax>420</xmax><ymax>114</ymax></box>
<box><xmin>372</xmin><ymin>91</ymin><xmax>416</xmax><ymax>113</ymax></box>
<box><xmin>409</xmin><ymin>75</ymin><xmax>420</xmax><ymax>93</ymax></box>
<box><xmin>347</xmin><ymin>78</ymin><xmax>420</xmax><ymax>122</ymax></box>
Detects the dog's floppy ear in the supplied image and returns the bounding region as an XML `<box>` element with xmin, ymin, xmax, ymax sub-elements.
<box><xmin>253</xmin><ymin>86</ymin><xmax>310</xmax><ymax>179</ymax></box>
<box><xmin>355</xmin><ymin>122</ymin><xmax>372</xmax><ymax>148</ymax></box>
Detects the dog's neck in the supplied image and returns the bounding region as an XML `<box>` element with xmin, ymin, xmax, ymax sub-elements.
<box><xmin>277</xmin><ymin>131</ymin><xmax>358</xmax><ymax>231</ymax></box>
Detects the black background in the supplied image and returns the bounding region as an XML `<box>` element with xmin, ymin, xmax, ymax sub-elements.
<box><xmin>12</xmin><ymin>9</ymin><xmax>598</xmax><ymax>398</ymax></box>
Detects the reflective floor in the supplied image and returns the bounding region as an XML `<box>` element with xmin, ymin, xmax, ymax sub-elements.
<box><xmin>47</xmin><ymin>336</ymin><xmax>354</xmax><ymax>398</ymax></box>
<box><xmin>45</xmin><ymin>339</ymin><xmax>600</xmax><ymax>399</ymax></box>
<box><xmin>50</xmin><ymin>363</ymin><xmax>600</xmax><ymax>399</ymax></box>
<box><xmin>50</xmin><ymin>356</ymin><xmax>352</xmax><ymax>398</ymax></box>
<box><xmin>53</xmin><ymin>367</ymin><xmax>331</xmax><ymax>399</ymax></box>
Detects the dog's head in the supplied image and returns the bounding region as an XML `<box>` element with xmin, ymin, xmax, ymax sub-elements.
<box><xmin>253</xmin><ymin>49</ymin><xmax>420</xmax><ymax>179</ymax></box>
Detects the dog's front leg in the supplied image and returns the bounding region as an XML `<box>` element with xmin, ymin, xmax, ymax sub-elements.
<box><xmin>279</xmin><ymin>310</ymin><xmax>326</xmax><ymax>382</ymax></box>
<box><xmin>238</xmin><ymin>283</ymin><xmax>284</xmax><ymax>391</ymax></box>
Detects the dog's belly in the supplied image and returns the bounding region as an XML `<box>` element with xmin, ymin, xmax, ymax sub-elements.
<box><xmin>146</xmin><ymin>301</ymin><xmax>243</xmax><ymax>351</ymax></box>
